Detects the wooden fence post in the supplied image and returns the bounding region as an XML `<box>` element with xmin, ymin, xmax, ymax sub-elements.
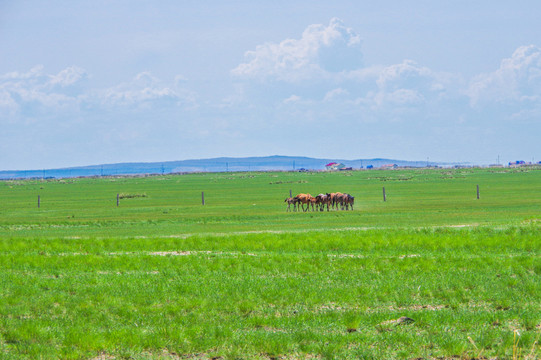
<box><xmin>202</xmin><ymin>191</ymin><xmax>205</xmax><ymax>205</ymax></box>
<box><xmin>477</xmin><ymin>185</ymin><xmax>480</xmax><ymax>200</ymax></box>
<box><xmin>117</xmin><ymin>193</ymin><xmax>119</xmax><ymax>207</ymax></box>
<box><xmin>38</xmin><ymin>195</ymin><xmax>40</xmax><ymax>208</ymax></box>
<box><xmin>289</xmin><ymin>189</ymin><xmax>292</xmax><ymax>198</ymax></box>
<box><xmin>383</xmin><ymin>187</ymin><xmax>386</xmax><ymax>202</ymax></box>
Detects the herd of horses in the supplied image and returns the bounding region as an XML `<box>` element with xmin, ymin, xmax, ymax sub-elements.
<box><xmin>285</xmin><ymin>192</ymin><xmax>354</xmax><ymax>212</ymax></box>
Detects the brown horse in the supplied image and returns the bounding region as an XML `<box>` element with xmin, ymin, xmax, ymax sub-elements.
<box><xmin>295</xmin><ymin>193</ymin><xmax>314</xmax><ymax>212</ymax></box>
<box><xmin>329</xmin><ymin>192</ymin><xmax>343</xmax><ymax>210</ymax></box>
<box><xmin>309</xmin><ymin>196</ymin><xmax>318</xmax><ymax>211</ymax></box>
<box><xmin>315</xmin><ymin>193</ymin><xmax>331</xmax><ymax>211</ymax></box>
<box><xmin>336</xmin><ymin>193</ymin><xmax>354</xmax><ymax>210</ymax></box>
<box><xmin>344</xmin><ymin>194</ymin><xmax>354</xmax><ymax>210</ymax></box>
<box><xmin>284</xmin><ymin>197</ymin><xmax>299</xmax><ymax>212</ymax></box>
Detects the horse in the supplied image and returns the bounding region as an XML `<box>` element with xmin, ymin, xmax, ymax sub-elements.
<box><xmin>340</xmin><ymin>193</ymin><xmax>354</xmax><ymax>210</ymax></box>
<box><xmin>309</xmin><ymin>196</ymin><xmax>318</xmax><ymax>211</ymax></box>
<box><xmin>284</xmin><ymin>197</ymin><xmax>299</xmax><ymax>212</ymax></box>
<box><xmin>315</xmin><ymin>193</ymin><xmax>331</xmax><ymax>211</ymax></box>
<box><xmin>345</xmin><ymin>194</ymin><xmax>354</xmax><ymax>210</ymax></box>
<box><xmin>295</xmin><ymin>193</ymin><xmax>314</xmax><ymax>212</ymax></box>
<box><xmin>329</xmin><ymin>192</ymin><xmax>343</xmax><ymax>210</ymax></box>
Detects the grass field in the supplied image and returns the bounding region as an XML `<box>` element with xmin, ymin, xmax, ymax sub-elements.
<box><xmin>1</xmin><ymin>167</ymin><xmax>541</xmax><ymax>237</ymax></box>
<box><xmin>0</xmin><ymin>167</ymin><xmax>540</xmax><ymax>359</ymax></box>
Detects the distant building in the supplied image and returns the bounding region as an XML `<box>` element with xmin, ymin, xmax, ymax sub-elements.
<box><xmin>380</xmin><ymin>164</ymin><xmax>398</xmax><ymax>169</ymax></box>
<box><xmin>366</xmin><ymin>165</ymin><xmax>374</xmax><ymax>169</ymax></box>
<box><xmin>325</xmin><ymin>162</ymin><xmax>346</xmax><ymax>171</ymax></box>
<box><xmin>509</xmin><ymin>160</ymin><xmax>526</xmax><ymax>166</ymax></box>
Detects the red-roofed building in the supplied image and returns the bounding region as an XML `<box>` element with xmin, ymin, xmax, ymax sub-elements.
<box><xmin>325</xmin><ymin>162</ymin><xmax>346</xmax><ymax>170</ymax></box>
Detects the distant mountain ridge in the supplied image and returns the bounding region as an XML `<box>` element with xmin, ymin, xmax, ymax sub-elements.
<box><xmin>0</xmin><ymin>155</ymin><xmax>446</xmax><ymax>179</ymax></box>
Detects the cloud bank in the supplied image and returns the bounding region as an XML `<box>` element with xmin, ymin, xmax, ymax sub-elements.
<box><xmin>468</xmin><ymin>45</ymin><xmax>541</xmax><ymax>106</ymax></box>
<box><xmin>2</xmin><ymin>18</ymin><xmax>540</xmax><ymax>169</ymax></box>
<box><xmin>231</xmin><ymin>18</ymin><xmax>362</xmax><ymax>82</ymax></box>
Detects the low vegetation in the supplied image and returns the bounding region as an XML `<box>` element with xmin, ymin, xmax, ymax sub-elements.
<box><xmin>0</xmin><ymin>168</ymin><xmax>539</xmax><ymax>359</ymax></box>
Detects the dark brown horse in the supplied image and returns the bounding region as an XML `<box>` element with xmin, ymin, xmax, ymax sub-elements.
<box><xmin>329</xmin><ymin>192</ymin><xmax>343</xmax><ymax>210</ymax></box>
<box><xmin>343</xmin><ymin>194</ymin><xmax>354</xmax><ymax>210</ymax></box>
<box><xmin>315</xmin><ymin>193</ymin><xmax>331</xmax><ymax>211</ymax></box>
<box><xmin>336</xmin><ymin>193</ymin><xmax>355</xmax><ymax>210</ymax></box>
<box><xmin>284</xmin><ymin>197</ymin><xmax>299</xmax><ymax>212</ymax></box>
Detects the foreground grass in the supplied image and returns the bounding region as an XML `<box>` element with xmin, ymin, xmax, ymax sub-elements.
<box><xmin>0</xmin><ymin>227</ymin><xmax>539</xmax><ymax>359</ymax></box>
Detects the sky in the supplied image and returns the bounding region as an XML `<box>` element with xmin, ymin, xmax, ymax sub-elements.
<box><xmin>1</xmin><ymin>0</ymin><xmax>541</xmax><ymax>170</ymax></box>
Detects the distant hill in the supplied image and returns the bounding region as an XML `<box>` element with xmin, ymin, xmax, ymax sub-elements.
<box><xmin>0</xmin><ymin>155</ymin><xmax>447</xmax><ymax>179</ymax></box>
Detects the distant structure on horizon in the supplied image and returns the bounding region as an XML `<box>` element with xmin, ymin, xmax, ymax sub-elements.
<box><xmin>325</xmin><ymin>162</ymin><xmax>346</xmax><ymax>171</ymax></box>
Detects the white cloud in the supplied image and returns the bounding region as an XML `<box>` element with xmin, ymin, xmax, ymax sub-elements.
<box><xmin>98</xmin><ymin>71</ymin><xmax>197</xmax><ymax>109</ymax></box>
<box><xmin>373</xmin><ymin>88</ymin><xmax>425</xmax><ymax>107</ymax></box>
<box><xmin>283</xmin><ymin>94</ymin><xmax>301</xmax><ymax>104</ymax></box>
<box><xmin>377</xmin><ymin>60</ymin><xmax>437</xmax><ymax>91</ymax></box>
<box><xmin>0</xmin><ymin>65</ymin><xmax>45</xmax><ymax>81</ymax></box>
<box><xmin>468</xmin><ymin>45</ymin><xmax>541</xmax><ymax>106</ymax></box>
<box><xmin>49</xmin><ymin>66</ymin><xmax>87</xmax><ymax>87</ymax></box>
<box><xmin>356</xmin><ymin>60</ymin><xmax>456</xmax><ymax>111</ymax></box>
<box><xmin>0</xmin><ymin>65</ymin><xmax>85</xmax><ymax>116</ymax></box>
<box><xmin>231</xmin><ymin>20</ymin><xmax>455</xmax><ymax>118</ymax></box>
<box><xmin>323</xmin><ymin>88</ymin><xmax>349</xmax><ymax>101</ymax></box>
<box><xmin>0</xmin><ymin>66</ymin><xmax>198</xmax><ymax>119</ymax></box>
<box><xmin>231</xmin><ymin>18</ymin><xmax>362</xmax><ymax>82</ymax></box>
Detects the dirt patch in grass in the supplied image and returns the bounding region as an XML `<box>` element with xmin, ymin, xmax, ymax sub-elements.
<box><xmin>312</xmin><ymin>303</ymin><xmax>449</xmax><ymax>314</ymax></box>
<box><xmin>147</xmin><ymin>251</ymin><xmax>258</xmax><ymax>257</ymax></box>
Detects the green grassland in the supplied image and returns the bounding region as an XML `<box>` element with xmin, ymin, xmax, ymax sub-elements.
<box><xmin>0</xmin><ymin>167</ymin><xmax>540</xmax><ymax>359</ymax></box>
<box><xmin>1</xmin><ymin>167</ymin><xmax>541</xmax><ymax>237</ymax></box>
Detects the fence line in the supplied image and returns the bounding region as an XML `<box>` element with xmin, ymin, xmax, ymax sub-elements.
<box><xmin>15</xmin><ymin>185</ymin><xmax>487</xmax><ymax>209</ymax></box>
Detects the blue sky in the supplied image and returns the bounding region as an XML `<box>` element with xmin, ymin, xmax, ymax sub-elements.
<box><xmin>1</xmin><ymin>1</ymin><xmax>541</xmax><ymax>170</ymax></box>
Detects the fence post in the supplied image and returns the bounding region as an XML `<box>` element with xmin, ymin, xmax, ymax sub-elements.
<box><xmin>117</xmin><ymin>193</ymin><xmax>119</xmax><ymax>207</ymax></box>
<box><xmin>202</xmin><ymin>191</ymin><xmax>205</xmax><ymax>205</ymax></box>
<box><xmin>383</xmin><ymin>187</ymin><xmax>386</xmax><ymax>202</ymax></box>
<box><xmin>38</xmin><ymin>195</ymin><xmax>40</xmax><ymax>208</ymax></box>
<box><xmin>289</xmin><ymin>189</ymin><xmax>292</xmax><ymax>198</ymax></box>
<box><xmin>477</xmin><ymin>185</ymin><xmax>480</xmax><ymax>200</ymax></box>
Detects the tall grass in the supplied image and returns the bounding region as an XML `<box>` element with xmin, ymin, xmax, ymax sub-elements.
<box><xmin>0</xmin><ymin>227</ymin><xmax>539</xmax><ymax>359</ymax></box>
